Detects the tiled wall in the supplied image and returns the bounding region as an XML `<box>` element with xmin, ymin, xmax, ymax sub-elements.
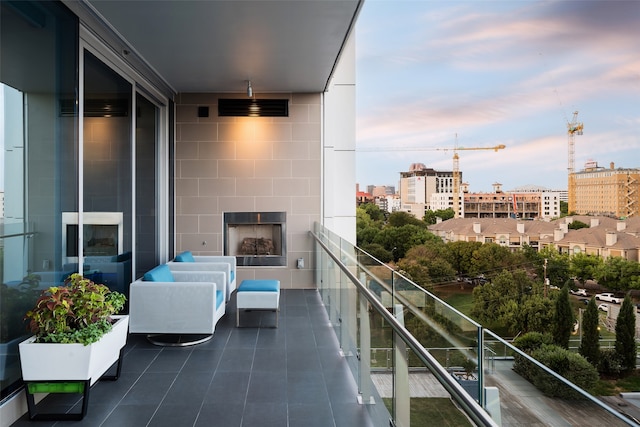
<box><xmin>174</xmin><ymin>93</ymin><xmax>321</xmax><ymax>289</ymax></box>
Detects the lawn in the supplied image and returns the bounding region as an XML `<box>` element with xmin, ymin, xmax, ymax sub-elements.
<box><xmin>383</xmin><ymin>397</ymin><xmax>473</xmax><ymax>427</ymax></box>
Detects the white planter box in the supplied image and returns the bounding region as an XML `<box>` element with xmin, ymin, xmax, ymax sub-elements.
<box><xmin>19</xmin><ymin>315</ymin><xmax>129</xmax><ymax>386</ymax></box>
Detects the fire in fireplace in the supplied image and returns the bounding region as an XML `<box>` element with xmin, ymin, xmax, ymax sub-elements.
<box><xmin>224</xmin><ymin>212</ymin><xmax>286</xmax><ymax>267</ymax></box>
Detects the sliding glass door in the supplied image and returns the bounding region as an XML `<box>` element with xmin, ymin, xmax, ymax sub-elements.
<box><xmin>80</xmin><ymin>51</ymin><xmax>133</xmax><ymax>295</ymax></box>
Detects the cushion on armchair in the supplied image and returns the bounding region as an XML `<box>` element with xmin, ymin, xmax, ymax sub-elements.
<box><xmin>175</xmin><ymin>251</ymin><xmax>195</xmax><ymax>262</ymax></box>
<box><xmin>216</xmin><ymin>290</ymin><xmax>224</xmax><ymax>309</ymax></box>
<box><xmin>143</xmin><ymin>264</ymin><xmax>175</xmax><ymax>282</ymax></box>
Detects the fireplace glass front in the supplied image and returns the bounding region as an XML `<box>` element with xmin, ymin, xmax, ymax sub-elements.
<box><xmin>224</xmin><ymin>212</ymin><xmax>286</xmax><ymax>267</ymax></box>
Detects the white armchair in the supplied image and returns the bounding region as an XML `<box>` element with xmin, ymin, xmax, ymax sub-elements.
<box><xmin>171</xmin><ymin>252</ymin><xmax>237</xmax><ymax>299</ymax></box>
<box><xmin>129</xmin><ymin>264</ymin><xmax>226</xmax><ymax>346</ymax></box>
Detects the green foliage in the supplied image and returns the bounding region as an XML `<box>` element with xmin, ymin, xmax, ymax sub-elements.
<box><xmin>579</xmin><ymin>298</ymin><xmax>600</xmax><ymax>366</ymax></box>
<box><xmin>569</xmin><ymin>253</ymin><xmax>603</xmax><ymax>285</ymax></box>
<box><xmin>397</xmin><ymin>244</ymin><xmax>456</xmax><ymax>289</ymax></box>
<box><xmin>356</xmin><ymin>205</ymin><xmax>384</xmax><ymax>247</ymax></box>
<box><xmin>514</xmin><ymin>333</ymin><xmax>598</xmax><ymax>398</ymax></box>
<box><xmin>537</xmin><ymin>246</ymin><xmax>570</xmax><ymax>288</ymax></box>
<box><xmin>470</xmin><ymin>243</ymin><xmax>517</xmax><ymax>278</ymax></box>
<box><xmin>24</xmin><ymin>274</ymin><xmax>126</xmax><ymax>346</ymax></box>
<box><xmin>387</xmin><ymin>211</ymin><xmax>427</xmax><ymax>228</ymax></box>
<box><xmin>528</xmin><ymin>344</ymin><xmax>599</xmax><ymax>398</ymax></box>
<box><xmin>444</xmin><ymin>241</ymin><xmax>481</xmax><ymax>277</ymax></box>
<box><xmin>471</xmin><ymin>269</ymin><xmax>547</xmax><ymax>335</ymax></box>
<box><xmin>598</xmin><ymin>348</ymin><xmax>623</xmax><ymax>376</ymax></box>
<box><xmin>358</xmin><ymin>243</ymin><xmax>393</xmax><ymax>264</ymax></box>
<box><xmin>552</xmin><ymin>285</ymin><xmax>574</xmax><ymax>348</ymax></box>
<box><xmin>423</xmin><ymin>208</ymin><xmax>454</xmax><ymax>225</ymax></box>
<box><xmin>513</xmin><ymin>331</ymin><xmax>554</xmax><ymax>354</ymax></box>
<box><xmin>360</xmin><ymin>203</ymin><xmax>386</xmax><ymax>222</ymax></box>
<box><xmin>1</xmin><ymin>273</ymin><xmax>42</xmax><ymax>342</ymax></box>
<box><xmin>560</xmin><ymin>201</ymin><xmax>568</xmax><ymax>216</ymax></box>
<box><xmin>615</xmin><ymin>296</ymin><xmax>637</xmax><ymax>372</ymax></box>
<box><xmin>567</xmin><ymin>220</ymin><xmax>589</xmax><ymax>230</ymax></box>
<box><xmin>594</xmin><ymin>256</ymin><xmax>640</xmax><ymax>291</ymax></box>
<box><xmin>373</xmin><ymin>224</ymin><xmax>438</xmax><ymax>261</ymax></box>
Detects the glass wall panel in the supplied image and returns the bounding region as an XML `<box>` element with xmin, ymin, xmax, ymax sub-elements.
<box><xmin>81</xmin><ymin>51</ymin><xmax>132</xmax><ymax>297</ymax></box>
<box><xmin>0</xmin><ymin>0</ymin><xmax>78</xmax><ymax>399</ymax></box>
<box><xmin>135</xmin><ymin>93</ymin><xmax>158</xmax><ymax>278</ymax></box>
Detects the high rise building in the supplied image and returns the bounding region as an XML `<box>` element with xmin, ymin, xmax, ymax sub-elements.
<box><xmin>573</xmin><ymin>162</ymin><xmax>640</xmax><ymax>218</ymax></box>
<box><xmin>399</xmin><ymin>163</ymin><xmax>457</xmax><ymax>217</ymax></box>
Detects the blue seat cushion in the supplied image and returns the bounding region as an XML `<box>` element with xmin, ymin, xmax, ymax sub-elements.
<box><xmin>230</xmin><ymin>270</ymin><xmax>235</xmax><ymax>283</ymax></box>
<box><xmin>175</xmin><ymin>251</ymin><xmax>195</xmax><ymax>262</ymax></box>
<box><xmin>143</xmin><ymin>264</ymin><xmax>175</xmax><ymax>282</ymax></box>
<box><xmin>238</xmin><ymin>279</ymin><xmax>279</xmax><ymax>292</ymax></box>
<box><xmin>216</xmin><ymin>290</ymin><xmax>224</xmax><ymax>309</ymax></box>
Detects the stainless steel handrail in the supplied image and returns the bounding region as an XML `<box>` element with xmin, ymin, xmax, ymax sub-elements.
<box><xmin>311</xmin><ymin>230</ymin><xmax>499</xmax><ymax>427</ymax></box>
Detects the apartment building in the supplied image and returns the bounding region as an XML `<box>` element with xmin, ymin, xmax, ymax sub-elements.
<box><xmin>399</xmin><ymin>163</ymin><xmax>457</xmax><ymax>217</ymax></box>
<box><xmin>429</xmin><ymin>215</ymin><xmax>640</xmax><ymax>261</ymax></box>
<box><xmin>572</xmin><ymin>162</ymin><xmax>640</xmax><ymax>218</ymax></box>
<box><xmin>540</xmin><ymin>216</ymin><xmax>640</xmax><ymax>261</ymax></box>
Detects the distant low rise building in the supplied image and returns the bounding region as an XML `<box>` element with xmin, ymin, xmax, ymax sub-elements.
<box><xmin>429</xmin><ymin>215</ymin><xmax>640</xmax><ymax>261</ymax></box>
<box><xmin>540</xmin><ymin>216</ymin><xmax>640</xmax><ymax>261</ymax></box>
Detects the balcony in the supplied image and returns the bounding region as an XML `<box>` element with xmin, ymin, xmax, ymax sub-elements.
<box><xmin>5</xmin><ymin>223</ymin><xmax>637</xmax><ymax>426</ymax></box>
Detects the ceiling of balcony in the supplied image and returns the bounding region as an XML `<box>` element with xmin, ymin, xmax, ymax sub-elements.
<box><xmin>85</xmin><ymin>0</ymin><xmax>362</xmax><ymax>94</ymax></box>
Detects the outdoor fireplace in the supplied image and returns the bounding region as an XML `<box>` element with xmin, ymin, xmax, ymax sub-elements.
<box><xmin>62</xmin><ymin>212</ymin><xmax>123</xmax><ymax>265</ymax></box>
<box><xmin>224</xmin><ymin>212</ymin><xmax>286</xmax><ymax>267</ymax></box>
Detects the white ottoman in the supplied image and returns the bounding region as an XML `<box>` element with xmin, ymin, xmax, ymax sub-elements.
<box><xmin>236</xmin><ymin>279</ymin><xmax>280</xmax><ymax>328</ymax></box>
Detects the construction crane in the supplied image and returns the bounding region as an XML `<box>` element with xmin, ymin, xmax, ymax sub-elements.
<box><xmin>567</xmin><ymin>111</ymin><xmax>584</xmax><ymax>213</ymax></box>
<box><xmin>357</xmin><ymin>141</ymin><xmax>506</xmax><ymax>218</ymax></box>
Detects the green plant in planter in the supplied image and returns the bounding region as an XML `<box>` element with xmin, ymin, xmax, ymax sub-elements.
<box><xmin>24</xmin><ymin>274</ymin><xmax>126</xmax><ymax>346</ymax></box>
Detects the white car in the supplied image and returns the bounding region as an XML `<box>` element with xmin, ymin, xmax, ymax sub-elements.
<box><xmin>598</xmin><ymin>304</ymin><xmax>609</xmax><ymax>312</ymax></box>
<box><xmin>595</xmin><ymin>293</ymin><xmax>622</xmax><ymax>304</ymax></box>
<box><xmin>570</xmin><ymin>289</ymin><xmax>588</xmax><ymax>297</ymax></box>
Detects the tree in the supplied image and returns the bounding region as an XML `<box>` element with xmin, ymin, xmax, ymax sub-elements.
<box><xmin>560</xmin><ymin>201</ymin><xmax>568</xmax><ymax>216</ymax></box>
<box><xmin>356</xmin><ymin>205</ymin><xmax>383</xmax><ymax>246</ymax></box>
<box><xmin>537</xmin><ymin>246</ymin><xmax>570</xmax><ymax>289</ymax></box>
<box><xmin>398</xmin><ymin>244</ymin><xmax>456</xmax><ymax>288</ymax></box>
<box><xmin>444</xmin><ymin>241</ymin><xmax>482</xmax><ymax>277</ymax></box>
<box><xmin>569</xmin><ymin>253</ymin><xmax>603</xmax><ymax>285</ymax></box>
<box><xmin>470</xmin><ymin>243</ymin><xmax>515</xmax><ymax>278</ymax></box>
<box><xmin>579</xmin><ymin>298</ymin><xmax>600</xmax><ymax>367</ymax></box>
<box><xmin>568</xmin><ymin>220</ymin><xmax>589</xmax><ymax>230</ymax></box>
<box><xmin>360</xmin><ymin>203</ymin><xmax>386</xmax><ymax>222</ymax></box>
<box><xmin>594</xmin><ymin>256</ymin><xmax>640</xmax><ymax>292</ymax></box>
<box><xmin>423</xmin><ymin>208</ymin><xmax>454</xmax><ymax>225</ymax></box>
<box><xmin>471</xmin><ymin>269</ymin><xmax>547</xmax><ymax>334</ymax></box>
<box><xmin>373</xmin><ymin>224</ymin><xmax>438</xmax><ymax>261</ymax></box>
<box><xmin>387</xmin><ymin>211</ymin><xmax>427</xmax><ymax>228</ymax></box>
<box><xmin>615</xmin><ymin>296</ymin><xmax>637</xmax><ymax>372</ymax></box>
<box><xmin>552</xmin><ymin>285</ymin><xmax>574</xmax><ymax>349</ymax></box>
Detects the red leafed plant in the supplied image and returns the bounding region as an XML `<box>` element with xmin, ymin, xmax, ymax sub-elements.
<box><xmin>24</xmin><ymin>273</ymin><xmax>126</xmax><ymax>345</ymax></box>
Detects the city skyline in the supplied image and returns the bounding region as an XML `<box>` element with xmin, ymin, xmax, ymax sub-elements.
<box><xmin>355</xmin><ymin>1</ymin><xmax>640</xmax><ymax>193</ymax></box>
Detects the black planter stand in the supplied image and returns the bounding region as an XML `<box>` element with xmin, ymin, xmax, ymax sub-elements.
<box><xmin>24</xmin><ymin>348</ymin><xmax>124</xmax><ymax>421</ymax></box>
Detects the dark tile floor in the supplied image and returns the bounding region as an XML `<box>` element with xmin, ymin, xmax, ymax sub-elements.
<box><xmin>11</xmin><ymin>289</ymin><xmax>378</xmax><ymax>427</ymax></box>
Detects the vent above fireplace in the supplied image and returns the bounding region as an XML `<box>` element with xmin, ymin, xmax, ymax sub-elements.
<box><xmin>218</xmin><ymin>99</ymin><xmax>289</xmax><ymax>117</ymax></box>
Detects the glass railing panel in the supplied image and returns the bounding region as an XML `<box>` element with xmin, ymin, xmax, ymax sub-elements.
<box><xmin>391</xmin><ymin>270</ymin><xmax>483</xmax><ymax>403</ymax></box>
<box><xmin>1</xmin><ymin>222</ymin><xmax>39</xmax><ymax>399</ymax></box>
<box><xmin>482</xmin><ymin>329</ymin><xmax>633</xmax><ymax>426</ymax></box>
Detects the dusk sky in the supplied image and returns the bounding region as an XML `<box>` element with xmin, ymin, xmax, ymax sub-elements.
<box><xmin>355</xmin><ymin>0</ymin><xmax>640</xmax><ymax>193</ymax></box>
